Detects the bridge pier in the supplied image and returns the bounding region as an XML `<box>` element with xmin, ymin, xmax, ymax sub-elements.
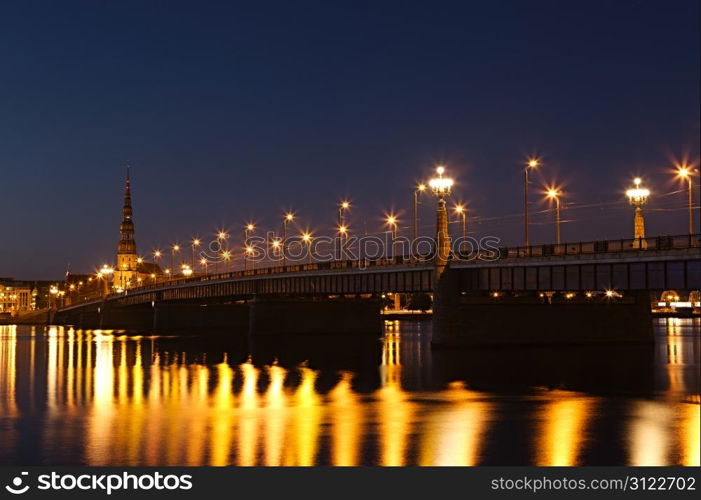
<box><xmin>432</xmin><ymin>268</ymin><xmax>653</xmax><ymax>346</ymax></box>
<box><xmin>248</xmin><ymin>296</ymin><xmax>382</xmax><ymax>336</ymax></box>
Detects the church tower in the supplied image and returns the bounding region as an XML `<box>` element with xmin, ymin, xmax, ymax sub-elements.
<box><xmin>113</xmin><ymin>168</ymin><xmax>139</xmax><ymax>290</ymax></box>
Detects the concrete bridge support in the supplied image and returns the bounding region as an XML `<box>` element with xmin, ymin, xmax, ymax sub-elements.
<box><xmin>248</xmin><ymin>296</ymin><xmax>382</xmax><ymax>336</ymax></box>
<box><xmin>432</xmin><ymin>268</ymin><xmax>653</xmax><ymax>346</ymax></box>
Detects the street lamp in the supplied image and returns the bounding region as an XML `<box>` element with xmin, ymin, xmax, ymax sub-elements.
<box><xmin>191</xmin><ymin>238</ymin><xmax>200</xmax><ymax>267</ymax></box>
<box><xmin>546</xmin><ymin>189</ymin><xmax>561</xmax><ymax>245</ymax></box>
<box><xmin>181</xmin><ymin>264</ymin><xmax>193</xmax><ymax>277</ymax></box>
<box><xmin>215</xmin><ymin>230</ymin><xmax>228</xmax><ymax>274</ymax></box>
<box><xmin>626</xmin><ymin>177</ymin><xmax>650</xmax><ymax>248</ymax></box>
<box><xmin>301</xmin><ymin>232</ymin><xmax>313</xmax><ymax>264</ymax></box>
<box><xmin>153</xmin><ymin>250</ymin><xmax>162</xmax><ymax>275</ymax></box>
<box><xmin>337</xmin><ymin>225</ymin><xmax>348</xmax><ymax>260</ymax></box>
<box><xmin>413</xmin><ymin>183</ymin><xmax>427</xmax><ymax>241</ymax></box>
<box><xmin>98</xmin><ymin>265</ymin><xmax>114</xmax><ymax>296</ymax></box>
<box><xmin>336</xmin><ymin>202</ymin><xmax>351</xmax><ymax>259</ymax></box>
<box><xmin>243</xmin><ymin>223</ymin><xmax>255</xmax><ymax>270</ymax></box>
<box><xmin>244</xmin><ymin>223</ymin><xmax>255</xmax><ymax>241</ymax></box>
<box><xmin>221</xmin><ymin>250</ymin><xmax>232</xmax><ymax>273</ymax></box>
<box><xmin>524</xmin><ymin>158</ymin><xmax>539</xmax><ymax>247</ymax></box>
<box><xmin>271</xmin><ymin>238</ymin><xmax>282</xmax><ymax>264</ymax></box>
<box><xmin>339</xmin><ymin>201</ymin><xmax>351</xmax><ymax>225</ymax></box>
<box><xmin>171</xmin><ymin>244</ymin><xmax>180</xmax><ymax>271</ymax></box>
<box><xmin>428</xmin><ymin>165</ymin><xmax>454</xmax><ymax>275</ymax></box>
<box><xmin>676</xmin><ymin>165</ymin><xmax>696</xmax><ymax>235</ymax></box>
<box><xmin>453</xmin><ymin>204</ymin><xmax>467</xmax><ymax>254</ymax></box>
<box><xmin>245</xmin><ymin>245</ymin><xmax>255</xmax><ymax>270</ymax></box>
<box><xmin>385</xmin><ymin>214</ymin><xmax>398</xmax><ymax>258</ymax></box>
<box><xmin>283</xmin><ymin>212</ymin><xmax>295</xmax><ymax>266</ymax></box>
<box><xmin>200</xmin><ymin>257</ymin><xmax>208</xmax><ymax>276</ymax></box>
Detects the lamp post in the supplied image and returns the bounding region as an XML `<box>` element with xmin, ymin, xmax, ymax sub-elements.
<box><xmin>302</xmin><ymin>232</ymin><xmax>313</xmax><ymax>264</ymax></box>
<box><xmin>98</xmin><ymin>265</ymin><xmax>114</xmax><ymax>296</ymax></box>
<box><xmin>271</xmin><ymin>239</ymin><xmax>282</xmax><ymax>265</ymax></box>
<box><xmin>171</xmin><ymin>244</ymin><xmax>180</xmax><ymax>272</ymax></box>
<box><xmin>546</xmin><ymin>189</ymin><xmax>561</xmax><ymax>245</ymax></box>
<box><xmin>524</xmin><ymin>158</ymin><xmax>539</xmax><ymax>247</ymax></box>
<box><xmin>200</xmin><ymin>257</ymin><xmax>208</xmax><ymax>276</ymax></box>
<box><xmin>413</xmin><ymin>183</ymin><xmax>426</xmax><ymax>241</ymax></box>
<box><xmin>220</xmin><ymin>250</ymin><xmax>232</xmax><ymax>273</ymax></box>
<box><xmin>191</xmin><ymin>238</ymin><xmax>200</xmax><ymax>267</ymax></box>
<box><xmin>428</xmin><ymin>165</ymin><xmax>454</xmax><ymax>277</ymax></box>
<box><xmin>677</xmin><ymin>165</ymin><xmax>696</xmax><ymax>235</ymax></box>
<box><xmin>453</xmin><ymin>204</ymin><xmax>466</xmax><ymax>254</ymax></box>
<box><xmin>626</xmin><ymin>177</ymin><xmax>650</xmax><ymax>248</ymax></box>
<box><xmin>338</xmin><ymin>202</ymin><xmax>350</xmax><ymax>260</ymax></box>
<box><xmin>339</xmin><ymin>201</ymin><xmax>350</xmax><ymax>226</ymax></box>
<box><xmin>216</xmin><ymin>230</ymin><xmax>228</xmax><ymax>274</ymax></box>
<box><xmin>283</xmin><ymin>212</ymin><xmax>294</xmax><ymax>266</ymax></box>
<box><xmin>337</xmin><ymin>225</ymin><xmax>348</xmax><ymax>260</ymax></box>
<box><xmin>385</xmin><ymin>215</ymin><xmax>398</xmax><ymax>258</ymax></box>
<box><xmin>243</xmin><ymin>223</ymin><xmax>255</xmax><ymax>270</ymax></box>
<box><xmin>245</xmin><ymin>245</ymin><xmax>255</xmax><ymax>270</ymax></box>
<box><xmin>153</xmin><ymin>250</ymin><xmax>162</xmax><ymax>280</ymax></box>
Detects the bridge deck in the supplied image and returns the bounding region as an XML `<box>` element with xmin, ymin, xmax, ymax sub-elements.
<box><xmin>59</xmin><ymin>234</ymin><xmax>699</xmax><ymax>311</ymax></box>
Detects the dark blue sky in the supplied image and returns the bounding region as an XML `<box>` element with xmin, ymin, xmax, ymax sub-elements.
<box><xmin>1</xmin><ymin>0</ymin><xmax>698</xmax><ymax>279</ymax></box>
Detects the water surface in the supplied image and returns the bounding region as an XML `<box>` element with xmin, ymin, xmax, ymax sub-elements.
<box><xmin>0</xmin><ymin>319</ymin><xmax>698</xmax><ymax>466</ymax></box>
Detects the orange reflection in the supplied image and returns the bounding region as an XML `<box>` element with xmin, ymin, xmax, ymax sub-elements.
<box><xmin>329</xmin><ymin>372</ymin><xmax>362</xmax><ymax>466</ymax></box>
<box><xmin>238</xmin><ymin>361</ymin><xmax>260</xmax><ymax>466</ymax></box>
<box><xmin>209</xmin><ymin>360</ymin><xmax>235</xmax><ymax>466</ymax></box>
<box><xmin>0</xmin><ymin>326</ymin><xmax>17</xmax><ymax>417</ymax></box>
<box><xmin>628</xmin><ymin>401</ymin><xmax>673</xmax><ymax>466</ymax></box>
<box><xmin>679</xmin><ymin>403</ymin><xmax>700</xmax><ymax>466</ymax></box>
<box><xmin>419</xmin><ymin>383</ymin><xmax>491</xmax><ymax>466</ymax></box>
<box><xmin>263</xmin><ymin>363</ymin><xmax>288</xmax><ymax>466</ymax></box>
<box><xmin>535</xmin><ymin>392</ymin><xmax>595</xmax><ymax>466</ymax></box>
<box><xmin>377</xmin><ymin>331</ymin><xmax>414</xmax><ymax>466</ymax></box>
<box><xmin>286</xmin><ymin>366</ymin><xmax>322</xmax><ymax>466</ymax></box>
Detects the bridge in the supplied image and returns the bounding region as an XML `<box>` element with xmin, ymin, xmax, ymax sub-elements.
<box><xmin>54</xmin><ymin>233</ymin><xmax>700</xmax><ymax>345</ymax></box>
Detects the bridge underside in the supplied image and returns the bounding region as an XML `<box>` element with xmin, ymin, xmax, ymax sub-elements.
<box><xmin>54</xmin><ymin>294</ymin><xmax>384</xmax><ymax>336</ymax></box>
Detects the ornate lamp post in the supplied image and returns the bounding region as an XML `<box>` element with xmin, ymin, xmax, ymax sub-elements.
<box><xmin>626</xmin><ymin>177</ymin><xmax>650</xmax><ymax>248</ymax></box>
<box><xmin>546</xmin><ymin>189</ymin><xmax>561</xmax><ymax>245</ymax></box>
<box><xmin>428</xmin><ymin>165</ymin><xmax>454</xmax><ymax>277</ymax></box>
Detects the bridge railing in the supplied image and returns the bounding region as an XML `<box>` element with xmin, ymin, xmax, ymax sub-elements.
<box><xmin>61</xmin><ymin>234</ymin><xmax>699</xmax><ymax>308</ymax></box>
<box><xmin>503</xmin><ymin>234</ymin><xmax>699</xmax><ymax>259</ymax></box>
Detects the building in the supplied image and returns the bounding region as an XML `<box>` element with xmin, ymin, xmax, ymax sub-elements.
<box><xmin>111</xmin><ymin>169</ymin><xmax>161</xmax><ymax>291</ymax></box>
<box><xmin>0</xmin><ymin>283</ymin><xmax>33</xmax><ymax>315</ymax></box>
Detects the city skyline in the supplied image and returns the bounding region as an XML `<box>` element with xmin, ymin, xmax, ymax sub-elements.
<box><xmin>1</xmin><ymin>1</ymin><xmax>699</xmax><ymax>279</ymax></box>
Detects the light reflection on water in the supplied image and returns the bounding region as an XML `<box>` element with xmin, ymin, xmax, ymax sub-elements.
<box><xmin>0</xmin><ymin>318</ymin><xmax>698</xmax><ymax>466</ymax></box>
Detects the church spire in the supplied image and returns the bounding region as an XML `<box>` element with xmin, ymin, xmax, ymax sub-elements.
<box><xmin>118</xmin><ymin>166</ymin><xmax>136</xmax><ymax>254</ymax></box>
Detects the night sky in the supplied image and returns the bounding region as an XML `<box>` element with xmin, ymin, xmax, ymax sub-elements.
<box><xmin>1</xmin><ymin>0</ymin><xmax>698</xmax><ymax>279</ymax></box>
